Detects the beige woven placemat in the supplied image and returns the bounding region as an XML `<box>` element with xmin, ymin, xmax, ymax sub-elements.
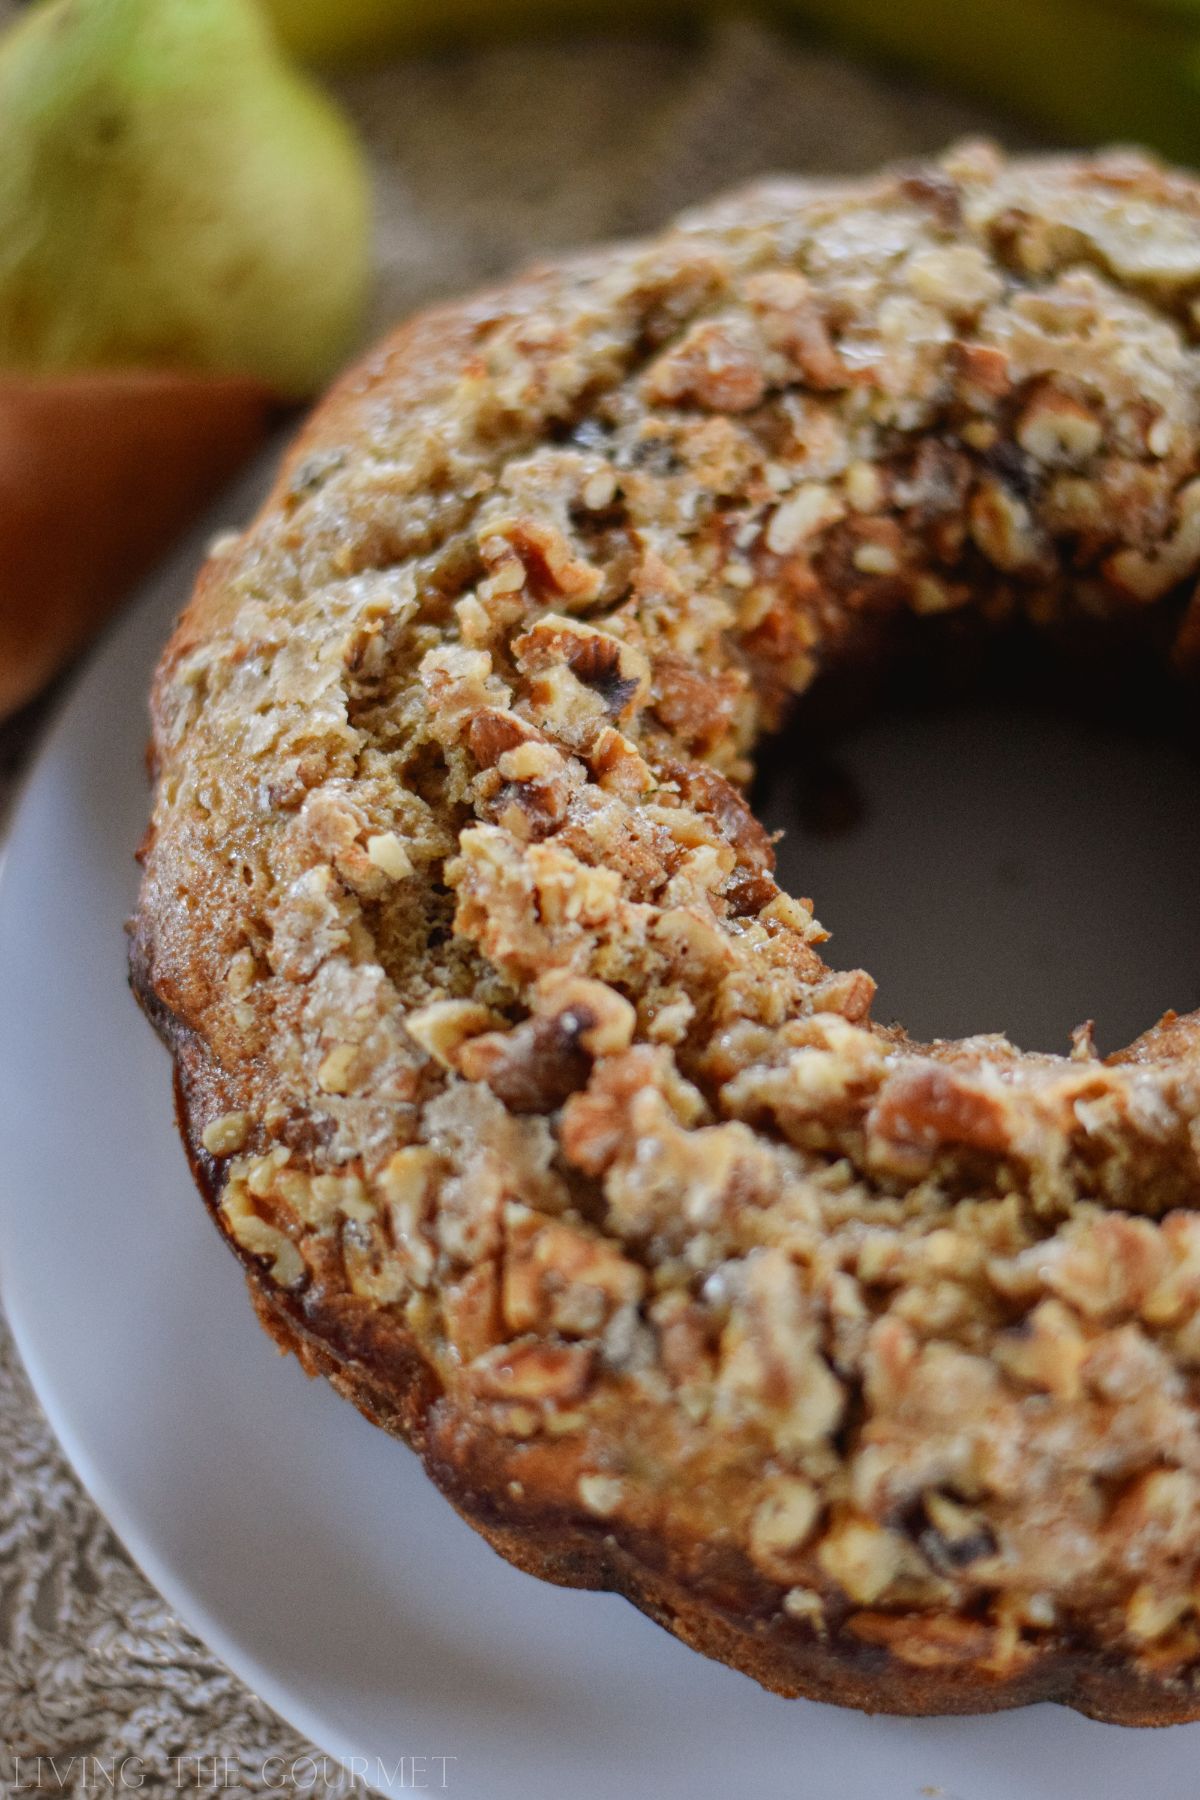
<box><xmin>0</xmin><ymin>20</ymin><xmax>1014</xmax><ymax>1796</ymax></box>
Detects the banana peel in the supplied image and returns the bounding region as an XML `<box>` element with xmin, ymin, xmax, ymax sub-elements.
<box><xmin>263</xmin><ymin>0</ymin><xmax>1200</xmax><ymax>164</ymax></box>
<box><xmin>775</xmin><ymin>0</ymin><xmax>1200</xmax><ymax>165</ymax></box>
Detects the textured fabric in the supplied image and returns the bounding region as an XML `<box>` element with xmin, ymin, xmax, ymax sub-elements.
<box><xmin>0</xmin><ymin>19</ymin><xmax>1003</xmax><ymax>1793</ymax></box>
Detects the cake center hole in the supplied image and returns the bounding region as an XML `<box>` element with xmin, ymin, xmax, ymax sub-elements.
<box><xmin>757</xmin><ymin>679</ymin><xmax>1200</xmax><ymax>1056</ymax></box>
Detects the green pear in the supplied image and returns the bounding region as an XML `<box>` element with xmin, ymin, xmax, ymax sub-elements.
<box><xmin>0</xmin><ymin>0</ymin><xmax>370</xmax><ymax>396</ymax></box>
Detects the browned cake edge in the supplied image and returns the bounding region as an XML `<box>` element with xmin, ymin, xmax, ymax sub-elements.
<box><xmin>126</xmin><ymin>156</ymin><xmax>1200</xmax><ymax>1721</ymax></box>
<box><xmin>127</xmin><ymin>961</ymin><xmax>1198</xmax><ymax>1725</ymax></box>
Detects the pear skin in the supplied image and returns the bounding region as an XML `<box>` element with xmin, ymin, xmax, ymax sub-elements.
<box><xmin>0</xmin><ymin>0</ymin><xmax>370</xmax><ymax>397</ymax></box>
<box><xmin>0</xmin><ymin>370</ymin><xmax>275</xmax><ymax>717</ymax></box>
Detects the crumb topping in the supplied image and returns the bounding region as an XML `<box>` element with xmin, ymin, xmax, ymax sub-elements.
<box><xmin>137</xmin><ymin>144</ymin><xmax>1200</xmax><ymax>1680</ymax></box>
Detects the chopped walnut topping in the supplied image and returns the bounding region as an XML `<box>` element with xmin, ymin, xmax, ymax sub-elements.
<box><xmin>969</xmin><ymin>478</ymin><xmax>1049</xmax><ymax>576</ymax></box>
<box><xmin>994</xmin><ymin>1299</ymin><xmax>1088</xmax><ymax>1399</ymax></box>
<box><xmin>716</xmin><ymin>1250</ymin><xmax>844</xmax><ymax>1452</ymax></box>
<box><xmin>502</xmin><ymin>1203</ymin><xmax>644</xmax><ymax>1338</ymax></box>
<box><xmin>781</xmin><ymin>1586</ymin><xmax>826</xmax><ymax>1631</ymax></box>
<box><xmin>514</xmin><ymin>614</ymin><xmax>650</xmax><ymax>725</ymax></box>
<box><xmin>1016</xmin><ymin>386</ymin><xmax>1103</xmax><ymax>467</ymax></box>
<box><xmin>749</xmin><ymin>1476</ymin><xmax>821</xmax><ymax>1575</ymax></box>
<box><xmin>378</xmin><ymin>1144</ymin><xmax>440</xmax><ymax>1208</ymax></box>
<box><xmin>578</xmin><ymin>1473</ymin><xmax>625</xmax><ymax>1517</ymax></box>
<box><xmin>225</xmin><ymin>947</ymin><xmax>257</xmax><ymax>999</ymax></box>
<box><xmin>219</xmin><ymin>1170</ymin><xmax>304</xmax><ymax>1288</ymax></box>
<box><xmin>1126</xmin><ymin>1585</ymin><xmax>1192</xmax><ymax>1644</ymax></box>
<box><xmin>905</xmin><ymin>243</ymin><xmax>1002</xmax><ymax>310</ymax></box>
<box><xmin>1105</xmin><ymin>479</ymin><xmax>1200</xmax><ymax>602</ymax></box>
<box><xmin>137</xmin><ymin>146</ymin><xmax>1200</xmax><ymax>1704</ymax></box>
<box><xmin>365</xmin><ymin>832</ymin><xmax>413</xmax><ymax>880</ymax></box>
<box><xmin>765</xmin><ymin>483</ymin><xmax>846</xmax><ymax>555</ymax></box>
<box><xmin>316</xmin><ymin>1043</ymin><xmax>359</xmax><ymax>1095</ymax></box>
<box><xmin>853</xmin><ymin>541</ymin><xmax>900</xmax><ymax>576</ymax></box>
<box><xmin>202</xmin><ymin>1112</ymin><xmax>249</xmax><ymax>1157</ymax></box>
<box><xmin>582</xmin><ymin>467</ymin><xmax>618</xmax><ymax>511</ymax></box>
<box><xmin>817</xmin><ymin>1519</ymin><xmax>923</xmax><ymax>1606</ymax></box>
<box><xmin>404</xmin><ymin>999</ymin><xmax>503</xmax><ymax>1068</ymax></box>
<box><xmin>481</xmin><ymin>514</ymin><xmax>604</xmax><ymax>609</ymax></box>
<box><xmin>643</xmin><ymin>314</ymin><xmax>767</xmax><ymax>413</ymax></box>
<box><xmin>466</xmin><ymin>1339</ymin><xmax>594</xmax><ymax>1403</ymax></box>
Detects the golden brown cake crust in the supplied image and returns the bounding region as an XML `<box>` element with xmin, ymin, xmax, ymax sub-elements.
<box><xmin>133</xmin><ymin>144</ymin><xmax>1200</xmax><ymax>1719</ymax></box>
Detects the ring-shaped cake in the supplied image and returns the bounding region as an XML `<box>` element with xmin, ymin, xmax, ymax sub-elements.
<box><xmin>133</xmin><ymin>144</ymin><xmax>1200</xmax><ymax>1720</ymax></box>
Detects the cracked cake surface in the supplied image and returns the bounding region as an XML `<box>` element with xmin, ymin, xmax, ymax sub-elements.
<box><xmin>132</xmin><ymin>142</ymin><xmax>1200</xmax><ymax>1718</ymax></box>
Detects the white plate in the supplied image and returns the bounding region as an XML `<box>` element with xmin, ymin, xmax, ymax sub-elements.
<box><xmin>2</xmin><ymin>459</ymin><xmax>1200</xmax><ymax>1800</ymax></box>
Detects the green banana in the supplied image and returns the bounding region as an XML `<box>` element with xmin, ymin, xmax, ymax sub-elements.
<box><xmin>263</xmin><ymin>0</ymin><xmax>691</xmax><ymax>64</ymax></box>
<box><xmin>774</xmin><ymin>0</ymin><xmax>1200</xmax><ymax>164</ymax></box>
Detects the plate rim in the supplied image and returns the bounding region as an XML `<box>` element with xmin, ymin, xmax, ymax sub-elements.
<box><xmin>0</xmin><ymin>465</ymin><xmax>377</xmax><ymax>1775</ymax></box>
